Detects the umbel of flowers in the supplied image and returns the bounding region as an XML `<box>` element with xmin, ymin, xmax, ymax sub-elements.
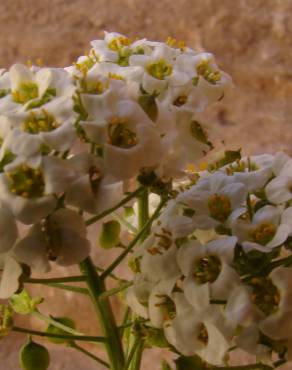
<box><xmin>0</xmin><ymin>32</ymin><xmax>290</xmax><ymax>370</ymax></box>
<box><xmin>127</xmin><ymin>151</ymin><xmax>292</xmax><ymax>367</ymax></box>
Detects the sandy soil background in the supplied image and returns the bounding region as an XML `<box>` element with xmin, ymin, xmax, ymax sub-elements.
<box><xmin>0</xmin><ymin>0</ymin><xmax>292</xmax><ymax>369</ymax></box>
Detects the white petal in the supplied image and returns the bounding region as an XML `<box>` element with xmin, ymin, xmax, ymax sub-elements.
<box><xmin>176</xmin><ymin>240</ymin><xmax>205</xmax><ymax>276</ymax></box>
<box><xmin>0</xmin><ymin>205</ymin><xmax>18</xmax><ymax>253</ymax></box>
<box><xmin>183</xmin><ymin>276</ymin><xmax>210</xmax><ymax>311</ymax></box>
<box><xmin>0</xmin><ymin>255</ymin><xmax>22</xmax><ymax>298</ymax></box>
<box><xmin>266</xmin><ymin>176</ymin><xmax>292</xmax><ymax>204</ymax></box>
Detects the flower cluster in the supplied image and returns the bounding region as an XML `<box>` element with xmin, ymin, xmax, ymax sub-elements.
<box><xmin>0</xmin><ymin>32</ymin><xmax>230</xmax><ymax>299</ymax></box>
<box><xmin>126</xmin><ymin>151</ymin><xmax>292</xmax><ymax>366</ymax></box>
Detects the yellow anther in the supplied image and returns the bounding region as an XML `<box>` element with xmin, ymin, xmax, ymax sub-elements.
<box><xmin>108</xmin><ymin>73</ymin><xmax>125</xmax><ymax>81</ymax></box>
<box><xmin>207</xmin><ymin>194</ymin><xmax>232</xmax><ymax>222</ymax></box>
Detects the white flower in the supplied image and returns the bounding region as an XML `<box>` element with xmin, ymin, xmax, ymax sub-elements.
<box><xmin>164</xmin><ymin>305</ymin><xmax>230</xmax><ymax>365</ymax></box>
<box><xmin>175</xmin><ymin>52</ymin><xmax>232</xmax><ymax>108</ymax></box>
<box><xmin>221</xmin><ymin>154</ymin><xmax>274</xmax><ymax>192</ymax></box>
<box><xmin>178</xmin><ymin>172</ymin><xmax>247</xmax><ymax>230</ymax></box>
<box><xmin>232</xmin><ymin>205</ymin><xmax>291</xmax><ymax>253</ymax></box>
<box><xmin>139</xmin><ymin>233</ymin><xmax>180</xmax><ymax>284</ymax></box>
<box><xmin>259</xmin><ymin>267</ymin><xmax>292</xmax><ymax>340</ymax></box>
<box><xmin>0</xmin><ymin>156</ymin><xmax>75</xmax><ymax>224</ymax></box>
<box><xmin>65</xmin><ymin>152</ymin><xmax>123</xmax><ymax>214</ymax></box>
<box><xmin>266</xmin><ymin>155</ymin><xmax>292</xmax><ymax>204</ymax></box>
<box><xmin>126</xmin><ymin>275</ymin><xmax>155</xmax><ymax>319</ymax></box>
<box><xmin>13</xmin><ymin>208</ymin><xmax>90</xmax><ymax>271</ymax></box>
<box><xmin>0</xmin><ymin>64</ymin><xmax>75</xmax><ymax>114</ymax></box>
<box><xmin>3</xmin><ymin>97</ymin><xmax>77</xmax><ymax>163</ymax></box>
<box><xmin>226</xmin><ymin>267</ymin><xmax>292</xmax><ymax>345</ymax></box>
<box><xmin>177</xmin><ymin>237</ymin><xmax>240</xmax><ymax>311</ymax></box>
<box><xmin>82</xmin><ymin>99</ymin><xmax>162</xmax><ymax>180</ymax></box>
<box><xmin>129</xmin><ymin>43</ymin><xmax>188</xmax><ymax>95</ymax></box>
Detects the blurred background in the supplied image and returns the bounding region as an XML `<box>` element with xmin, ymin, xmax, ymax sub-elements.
<box><xmin>0</xmin><ymin>0</ymin><xmax>292</xmax><ymax>369</ymax></box>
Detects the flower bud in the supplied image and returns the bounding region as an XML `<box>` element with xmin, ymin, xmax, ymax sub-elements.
<box><xmin>20</xmin><ymin>339</ymin><xmax>50</xmax><ymax>370</ymax></box>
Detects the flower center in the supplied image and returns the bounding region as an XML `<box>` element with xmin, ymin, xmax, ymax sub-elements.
<box><xmin>155</xmin><ymin>295</ymin><xmax>176</xmax><ymax>321</ymax></box>
<box><xmin>208</xmin><ymin>194</ymin><xmax>232</xmax><ymax>222</ymax></box>
<box><xmin>89</xmin><ymin>165</ymin><xmax>101</xmax><ymax>194</ymax></box>
<box><xmin>108</xmin><ymin>73</ymin><xmax>125</xmax><ymax>81</ymax></box>
<box><xmin>249</xmin><ymin>277</ymin><xmax>280</xmax><ymax>316</ymax></box>
<box><xmin>249</xmin><ymin>222</ymin><xmax>277</xmax><ymax>246</ymax></box>
<box><xmin>82</xmin><ymin>80</ymin><xmax>105</xmax><ymax>95</ymax></box>
<box><xmin>147</xmin><ymin>59</ymin><xmax>173</xmax><ymax>80</ymax></box>
<box><xmin>12</xmin><ymin>82</ymin><xmax>39</xmax><ymax>104</ymax></box>
<box><xmin>108</xmin><ymin>36</ymin><xmax>131</xmax><ymax>52</ymax></box>
<box><xmin>7</xmin><ymin>165</ymin><xmax>45</xmax><ymax>198</ymax></box>
<box><xmin>108</xmin><ymin>117</ymin><xmax>137</xmax><ymax>149</ymax></box>
<box><xmin>197</xmin><ymin>323</ymin><xmax>209</xmax><ymax>345</ymax></box>
<box><xmin>193</xmin><ymin>255</ymin><xmax>222</xmax><ymax>284</ymax></box>
<box><xmin>173</xmin><ymin>95</ymin><xmax>188</xmax><ymax>107</ymax></box>
<box><xmin>22</xmin><ymin>112</ymin><xmax>59</xmax><ymax>134</ymax></box>
<box><xmin>196</xmin><ymin>60</ymin><xmax>221</xmax><ymax>85</ymax></box>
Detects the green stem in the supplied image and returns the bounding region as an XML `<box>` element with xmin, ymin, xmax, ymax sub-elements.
<box><xmin>70</xmin><ymin>342</ymin><xmax>110</xmax><ymax>368</ymax></box>
<box><xmin>268</xmin><ymin>255</ymin><xmax>292</xmax><ymax>271</ymax></box>
<box><xmin>128</xmin><ymin>187</ymin><xmax>149</xmax><ymax>370</ymax></box>
<box><xmin>99</xmin><ymin>281</ymin><xmax>133</xmax><ymax>301</ymax></box>
<box><xmin>215</xmin><ymin>364</ymin><xmax>273</xmax><ymax>370</ymax></box>
<box><xmin>124</xmin><ymin>337</ymin><xmax>143</xmax><ymax>370</ymax></box>
<box><xmin>86</xmin><ymin>187</ymin><xmax>145</xmax><ymax>226</ymax></box>
<box><xmin>27</xmin><ymin>276</ymin><xmax>86</xmax><ymax>284</ymax></box>
<box><xmin>39</xmin><ymin>282</ymin><xmax>89</xmax><ymax>295</ymax></box>
<box><xmin>101</xmin><ymin>198</ymin><xmax>167</xmax><ymax>280</ymax></box>
<box><xmin>32</xmin><ymin>311</ymin><xmax>85</xmax><ymax>336</ymax></box>
<box><xmin>137</xmin><ymin>187</ymin><xmax>149</xmax><ymax>240</ymax></box>
<box><xmin>113</xmin><ymin>212</ymin><xmax>138</xmax><ymax>234</ymax></box>
<box><xmin>79</xmin><ymin>257</ymin><xmax>125</xmax><ymax>370</ymax></box>
<box><xmin>12</xmin><ymin>326</ymin><xmax>106</xmax><ymax>343</ymax></box>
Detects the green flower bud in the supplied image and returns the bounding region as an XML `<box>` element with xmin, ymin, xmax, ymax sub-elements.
<box><xmin>99</xmin><ymin>220</ymin><xmax>121</xmax><ymax>249</ymax></box>
<box><xmin>20</xmin><ymin>339</ymin><xmax>50</xmax><ymax>370</ymax></box>
<box><xmin>46</xmin><ymin>317</ymin><xmax>76</xmax><ymax>344</ymax></box>
<box><xmin>10</xmin><ymin>290</ymin><xmax>43</xmax><ymax>315</ymax></box>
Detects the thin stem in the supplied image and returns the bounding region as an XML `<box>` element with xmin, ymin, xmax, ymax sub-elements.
<box><xmin>215</xmin><ymin>364</ymin><xmax>273</xmax><ymax>370</ymax></box>
<box><xmin>99</xmin><ymin>281</ymin><xmax>133</xmax><ymax>301</ymax></box>
<box><xmin>12</xmin><ymin>326</ymin><xmax>106</xmax><ymax>343</ymax></box>
<box><xmin>137</xmin><ymin>187</ymin><xmax>149</xmax><ymax>240</ymax></box>
<box><xmin>124</xmin><ymin>337</ymin><xmax>143</xmax><ymax>370</ymax></box>
<box><xmin>38</xmin><ymin>282</ymin><xmax>89</xmax><ymax>295</ymax></box>
<box><xmin>27</xmin><ymin>276</ymin><xmax>86</xmax><ymax>284</ymax></box>
<box><xmin>268</xmin><ymin>255</ymin><xmax>292</xmax><ymax>271</ymax></box>
<box><xmin>86</xmin><ymin>187</ymin><xmax>144</xmax><ymax>226</ymax></box>
<box><xmin>113</xmin><ymin>212</ymin><xmax>138</xmax><ymax>234</ymax></box>
<box><xmin>70</xmin><ymin>343</ymin><xmax>110</xmax><ymax>369</ymax></box>
<box><xmin>101</xmin><ymin>197</ymin><xmax>167</xmax><ymax>280</ymax></box>
<box><xmin>79</xmin><ymin>257</ymin><xmax>125</xmax><ymax>370</ymax></box>
<box><xmin>32</xmin><ymin>311</ymin><xmax>84</xmax><ymax>336</ymax></box>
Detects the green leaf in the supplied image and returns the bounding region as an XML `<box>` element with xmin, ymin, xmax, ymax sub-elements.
<box><xmin>20</xmin><ymin>339</ymin><xmax>50</xmax><ymax>370</ymax></box>
<box><xmin>161</xmin><ymin>359</ymin><xmax>173</xmax><ymax>370</ymax></box>
<box><xmin>144</xmin><ymin>327</ymin><xmax>169</xmax><ymax>348</ymax></box>
<box><xmin>208</xmin><ymin>149</ymin><xmax>242</xmax><ymax>171</ymax></box>
<box><xmin>190</xmin><ymin>120</ymin><xmax>213</xmax><ymax>149</ymax></box>
<box><xmin>0</xmin><ymin>151</ymin><xmax>16</xmax><ymax>172</ymax></box>
<box><xmin>10</xmin><ymin>290</ymin><xmax>43</xmax><ymax>315</ymax></box>
<box><xmin>46</xmin><ymin>316</ymin><xmax>76</xmax><ymax>344</ymax></box>
<box><xmin>175</xmin><ymin>355</ymin><xmax>207</xmax><ymax>370</ymax></box>
<box><xmin>99</xmin><ymin>220</ymin><xmax>121</xmax><ymax>249</ymax></box>
<box><xmin>124</xmin><ymin>206</ymin><xmax>135</xmax><ymax>218</ymax></box>
<box><xmin>138</xmin><ymin>93</ymin><xmax>158</xmax><ymax>121</ymax></box>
